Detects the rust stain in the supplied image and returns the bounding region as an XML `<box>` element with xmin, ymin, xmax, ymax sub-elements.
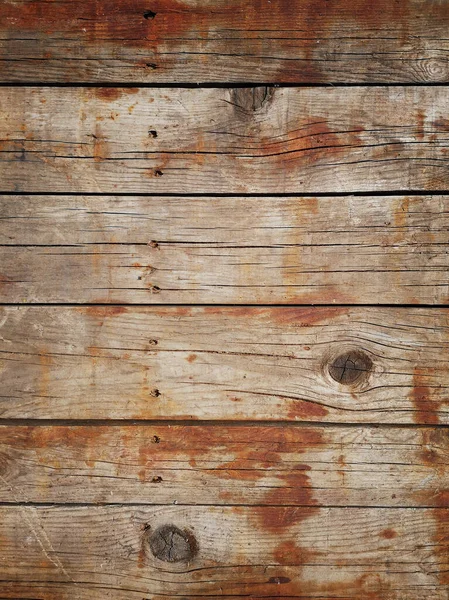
<box><xmin>3</xmin><ymin>0</ymin><xmax>431</xmax><ymax>86</ymax></box>
<box><xmin>266</xmin><ymin>119</ymin><xmax>364</xmax><ymax>170</ymax></box>
<box><xmin>255</xmin><ymin>506</ymin><xmax>319</xmax><ymax>533</ymax></box>
<box><xmin>0</xmin><ymin>273</ymin><xmax>15</xmax><ymax>292</ymax></box>
<box><xmin>271</xmin><ymin>0</ymin><xmax>412</xmax><ymax>80</ymax></box>
<box><xmin>287</xmin><ymin>399</ymin><xmax>329</xmax><ymax>420</ymax></box>
<box><xmin>273</xmin><ymin>540</ymin><xmax>317</xmax><ymax>564</ymax></box>
<box><xmin>203</xmin><ymin>306</ymin><xmax>347</xmax><ymax>325</ymax></box>
<box><xmin>6</xmin><ymin>426</ymin><xmax>108</xmax><ymax>451</ymax></box>
<box><xmin>186</xmin><ymin>353</ymin><xmax>197</xmax><ymax>363</ymax></box>
<box><xmin>414</xmin><ymin>429</ymin><xmax>449</xmax><ymax>509</ymax></box>
<box><xmin>379</xmin><ymin>528</ymin><xmax>397</xmax><ymax>539</ymax></box>
<box><xmin>410</xmin><ymin>366</ymin><xmax>440</xmax><ymax>425</ymax></box>
<box><xmin>92</xmin><ymin>125</ymin><xmax>109</xmax><ymax>162</ymax></box>
<box><xmin>94</xmin><ymin>88</ymin><xmax>139</xmax><ymax>101</ymax></box>
<box><xmin>137</xmin><ymin>545</ymin><xmax>146</xmax><ymax>569</ymax></box>
<box><xmin>81</xmin><ymin>306</ymin><xmax>127</xmax><ymax>318</ymax></box>
<box><xmin>416</xmin><ymin>110</ymin><xmax>425</xmax><ymax>141</ymax></box>
<box><xmin>433</xmin><ymin>117</ymin><xmax>449</xmax><ymax>131</ymax></box>
<box><xmin>269</xmin><ymin>306</ymin><xmax>347</xmax><ymax>326</ymax></box>
<box><xmin>393</xmin><ymin>196</ymin><xmax>410</xmax><ymax>232</ymax></box>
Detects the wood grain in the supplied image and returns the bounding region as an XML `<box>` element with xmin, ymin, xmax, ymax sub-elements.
<box><xmin>1</xmin><ymin>424</ymin><xmax>448</xmax><ymax>507</ymax></box>
<box><xmin>1</xmin><ymin>195</ymin><xmax>448</xmax><ymax>304</ymax></box>
<box><xmin>1</xmin><ymin>0</ymin><xmax>449</xmax><ymax>83</ymax></box>
<box><xmin>1</xmin><ymin>306</ymin><xmax>448</xmax><ymax>422</ymax></box>
<box><xmin>0</xmin><ymin>505</ymin><xmax>447</xmax><ymax>598</ymax></box>
<box><xmin>2</xmin><ymin>87</ymin><xmax>449</xmax><ymax>194</ymax></box>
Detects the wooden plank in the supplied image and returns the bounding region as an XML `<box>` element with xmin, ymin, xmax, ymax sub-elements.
<box><xmin>0</xmin><ymin>505</ymin><xmax>447</xmax><ymax>598</ymax></box>
<box><xmin>1</xmin><ymin>424</ymin><xmax>448</xmax><ymax>507</ymax></box>
<box><xmin>1</xmin><ymin>306</ymin><xmax>448</xmax><ymax>422</ymax></box>
<box><xmin>2</xmin><ymin>87</ymin><xmax>449</xmax><ymax>194</ymax></box>
<box><xmin>1</xmin><ymin>0</ymin><xmax>449</xmax><ymax>83</ymax></box>
<box><xmin>1</xmin><ymin>195</ymin><xmax>448</xmax><ymax>304</ymax></box>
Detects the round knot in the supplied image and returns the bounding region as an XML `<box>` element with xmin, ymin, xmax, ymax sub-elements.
<box><xmin>328</xmin><ymin>350</ymin><xmax>372</xmax><ymax>386</ymax></box>
<box><xmin>146</xmin><ymin>524</ymin><xmax>197</xmax><ymax>563</ymax></box>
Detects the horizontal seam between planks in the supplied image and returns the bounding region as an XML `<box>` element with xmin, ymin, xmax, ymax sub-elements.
<box><xmin>0</xmin><ymin>419</ymin><xmax>448</xmax><ymax>429</ymax></box>
<box><xmin>0</xmin><ymin>502</ymin><xmax>447</xmax><ymax>509</ymax></box>
<box><xmin>3</xmin><ymin>82</ymin><xmax>449</xmax><ymax>88</ymax></box>
<box><xmin>2</xmin><ymin>190</ymin><xmax>449</xmax><ymax>197</ymax></box>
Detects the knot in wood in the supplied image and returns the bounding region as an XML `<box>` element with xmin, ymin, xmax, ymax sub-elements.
<box><xmin>231</xmin><ymin>86</ymin><xmax>273</xmax><ymax>113</ymax></box>
<box><xmin>328</xmin><ymin>350</ymin><xmax>372</xmax><ymax>385</ymax></box>
<box><xmin>147</xmin><ymin>525</ymin><xmax>197</xmax><ymax>563</ymax></box>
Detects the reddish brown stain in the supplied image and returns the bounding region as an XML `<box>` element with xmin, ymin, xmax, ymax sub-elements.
<box><xmin>269</xmin><ymin>306</ymin><xmax>347</xmax><ymax>327</ymax></box>
<box><xmin>2</xmin><ymin>0</ymin><xmax>441</xmax><ymax>85</ymax></box>
<box><xmin>287</xmin><ymin>399</ymin><xmax>329</xmax><ymax>420</ymax></box>
<box><xmin>433</xmin><ymin>117</ymin><xmax>449</xmax><ymax>131</ymax></box>
<box><xmin>94</xmin><ymin>88</ymin><xmax>139</xmax><ymax>101</ymax></box>
<box><xmin>0</xmin><ymin>273</ymin><xmax>15</xmax><ymax>291</ymax></box>
<box><xmin>410</xmin><ymin>366</ymin><xmax>440</xmax><ymax>425</ymax></box>
<box><xmin>273</xmin><ymin>540</ymin><xmax>317</xmax><ymax>564</ymax></box>
<box><xmin>92</xmin><ymin>125</ymin><xmax>109</xmax><ymax>162</ymax></box>
<box><xmin>186</xmin><ymin>353</ymin><xmax>197</xmax><ymax>363</ymax></box>
<box><xmin>416</xmin><ymin>110</ymin><xmax>426</xmax><ymax>140</ymax></box>
<box><xmin>203</xmin><ymin>306</ymin><xmax>262</xmax><ymax>318</ymax></box>
<box><xmin>81</xmin><ymin>306</ymin><xmax>127</xmax><ymax>318</ymax></box>
<box><xmin>379</xmin><ymin>528</ymin><xmax>397</xmax><ymax>539</ymax></box>
<box><xmin>256</xmin><ymin>506</ymin><xmax>319</xmax><ymax>533</ymax></box>
<box><xmin>7</xmin><ymin>426</ymin><xmax>108</xmax><ymax>450</ymax></box>
<box><xmin>414</xmin><ymin>429</ymin><xmax>449</xmax><ymax>508</ymax></box>
<box><xmin>267</xmin><ymin>119</ymin><xmax>363</xmax><ymax>169</ymax></box>
<box><xmin>137</xmin><ymin>545</ymin><xmax>146</xmax><ymax>569</ymax></box>
<box><xmin>393</xmin><ymin>196</ymin><xmax>410</xmax><ymax>234</ymax></box>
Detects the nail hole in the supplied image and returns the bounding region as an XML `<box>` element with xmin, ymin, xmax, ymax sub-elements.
<box><xmin>154</xmin><ymin>169</ymin><xmax>163</xmax><ymax>177</ymax></box>
<box><xmin>152</xmin><ymin>435</ymin><xmax>160</xmax><ymax>443</ymax></box>
<box><xmin>151</xmin><ymin>285</ymin><xmax>161</xmax><ymax>294</ymax></box>
<box><xmin>150</xmin><ymin>388</ymin><xmax>161</xmax><ymax>397</ymax></box>
<box><xmin>143</xmin><ymin>10</ymin><xmax>157</xmax><ymax>19</ymax></box>
<box><xmin>146</xmin><ymin>524</ymin><xmax>198</xmax><ymax>563</ymax></box>
<box><xmin>145</xmin><ymin>63</ymin><xmax>158</xmax><ymax>69</ymax></box>
<box><xmin>149</xmin><ymin>240</ymin><xmax>159</xmax><ymax>248</ymax></box>
<box><xmin>149</xmin><ymin>339</ymin><xmax>158</xmax><ymax>346</ymax></box>
<box><xmin>151</xmin><ymin>475</ymin><xmax>163</xmax><ymax>483</ymax></box>
<box><xmin>149</xmin><ymin>130</ymin><xmax>158</xmax><ymax>138</ymax></box>
<box><xmin>328</xmin><ymin>350</ymin><xmax>373</xmax><ymax>385</ymax></box>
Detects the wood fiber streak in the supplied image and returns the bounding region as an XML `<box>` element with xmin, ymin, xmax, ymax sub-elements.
<box><xmin>1</xmin><ymin>0</ymin><xmax>449</xmax><ymax>83</ymax></box>
<box><xmin>2</xmin><ymin>87</ymin><xmax>449</xmax><ymax>193</ymax></box>
<box><xmin>0</xmin><ymin>505</ymin><xmax>448</xmax><ymax>599</ymax></box>
<box><xmin>0</xmin><ymin>425</ymin><xmax>448</xmax><ymax>506</ymax></box>
<box><xmin>0</xmin><ymin>306</ymin><xmax>448</xmax><ymax>422</ymax></box>
<box><xmin>1</xmin><ymin>195</ymin><xmax>448</xmax><ymax>304</ymax></box>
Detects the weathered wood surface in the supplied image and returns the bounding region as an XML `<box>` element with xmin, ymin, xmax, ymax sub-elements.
<box><xmin>2</xmin><ymin>87</ymin><xmax>449</xmax><ymax>194</ymax></box>
<box><xmin>2</xmin><ymin>0</ymin><xmax>449</xmax><ymax>83</ymax></box>
<box><xmin>1</xmin><ymin>195</ymin><xmax>448</xmax><ymax>304</ymax></box>
<box><xmin>1</xmin><ymin>306</ymin><xmax>448</xmax><ymax>422</ymax></box>
<box><xmin>0</xmin><ymin>505</ymin><xmax>447</xmax><ymax>598</ymax></box>
<box><xmin>1</xmin><ymin>424</ymin><xmax>448</xmax><ymax>507</ymax></box>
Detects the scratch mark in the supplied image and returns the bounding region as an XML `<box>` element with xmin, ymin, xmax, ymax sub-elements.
<box><xmin>0</xmin><ymin>473</ymin><xmax>75</xmax><ymax>582</ymax></box>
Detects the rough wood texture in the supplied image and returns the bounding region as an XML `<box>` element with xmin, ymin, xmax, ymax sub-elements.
<box><xmin>1</xmin><ymin>306</ymin><xmax>448</xmax><ymax>422</ymax></box>
<box><xmin>2</xmin><ymin>0</ymin><xmax>449</xmax><ymax>83</ymax></box>
<box><xmin>0</xmin><ymin>505</ymin><xmax>447</xmax><ymax>598</ymax></box>
<box><xmin>1</xmin><ymin>195</ymin><xmax>448</xmax><ymax>304</ymax></box>
<box><xmin>1</xmin><ymin>424</ymin><xmax>448</xmax><ymax>507</ymax></box>
<box><xmin>2</xmin><ymin>87</ymin><xmax>449</xmax><ymax>194</ymax></box>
